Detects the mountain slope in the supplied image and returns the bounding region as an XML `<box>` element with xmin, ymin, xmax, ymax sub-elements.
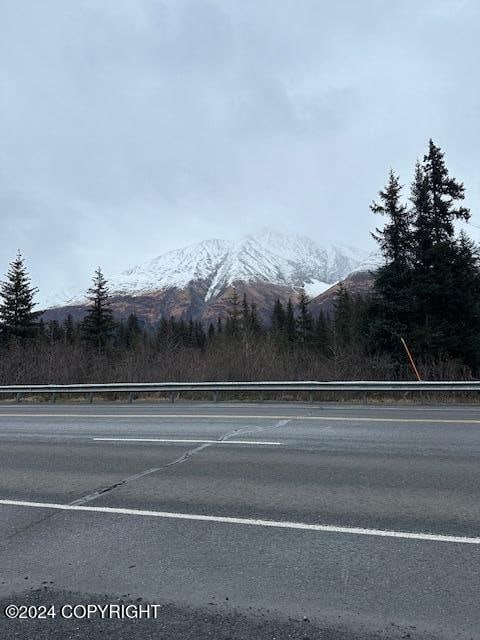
<box><xmin>308</xmin><ymin>270</ymin><xmax>376</xmax><ymax>318</ymax></box>
<box><xmin>44</xmin><ymin>229</ymin><xmax>374</xmax><ymax>324</ymax></box>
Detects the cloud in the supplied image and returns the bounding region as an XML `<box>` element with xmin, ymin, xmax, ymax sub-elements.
<box><xmin>0</xmin><ymin>0</ymin><xmax>479</xmax><ymax>305</ymax></box>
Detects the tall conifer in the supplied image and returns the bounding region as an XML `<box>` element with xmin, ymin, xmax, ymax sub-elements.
<box><xmin>81</xmin><ymin>267</ymin><xmax>115</xmax><ymax>349</ymax></box>
<box><xmin>0</xmin><ymin>252</ymin><xmax>39</xmax><ymax>342</ymax></box>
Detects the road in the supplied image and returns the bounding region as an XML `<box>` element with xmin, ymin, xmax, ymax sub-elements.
<box><xmin>0</xmin><ymin>402</ymin><xmax>479</xmax><ymax>639</ymax></box>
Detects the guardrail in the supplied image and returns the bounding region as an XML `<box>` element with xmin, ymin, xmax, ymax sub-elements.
<box><xmin>0</xmin><ymin>380</ymin><xmax>479</xmax><ymax>403</ymax></box>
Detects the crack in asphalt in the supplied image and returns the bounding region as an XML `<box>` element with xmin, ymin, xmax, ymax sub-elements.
<box><xmin>69</xmin><ymin>419</ymin><xmax>291</xmax><ymax>507</ymax></box>
<box><xmin>0</xmin><ymin>419</ymin><xmax>292</xmax><ymax>543</ymax></box>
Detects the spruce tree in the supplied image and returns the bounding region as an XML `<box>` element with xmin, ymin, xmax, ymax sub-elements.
<box><xmin>410</xmin><ymin>141</ymin><xmax>476</xmax><ymax>363</ymax></box>
<box><xmin>285</xmin><ymin>299</ymin><xmax>296</xmax><ymax>342</ymax></box>
<box><xmin>194</xmin><ymin>322</ymin><xmax>207</xmax><ymax>351</ymax></box>
<box><xmin>81</xmin><ymin>267</ymin><xmax>115</xmax><ymax>349</ymax></box>
<box><xmin>249</xmin><ymin>302</ymin><xmax>263</xmax><ymax>336</ymax></box>
<box><xmin>296</xmin><ymin>289</ymin><xmax>313</xmax><ymax>343</ymax></box>
<box><xmin>369</xmin><ymin>170</ymin><xmax>413</xmax><ymax>353</ymax></box>
<box><xmin>446</xmin><ymin>233</ymin><xmax>480</xmax><ymax>367</ymax></box>
<box><xmin>0</xmin><ymin>252</ymin><xmax>40</xmax><ymax>342</ymax></box>
<box><xmin>370</xmin><ymin>140</ymin><xmax>480</xmax><ymax>370</ymax></box>
<box><xmin>241</xmin><ymin>293</ymin><xmax>250</xmax><ymax>334</ymax></box>
<box><xmin>46</xmin><ymin>319</ymin><xmax>64</xmax><ymax>343</ymax></box>
<box><xmin>156</xmin><ymin>317</ymin><xmax>170</xmax><ymax>350</ymax></box>
<box><xmin>421</xmin><ymin>139</ymin><xmax>470</xmax><ymax>242</ymax></box>
<box><xmin>207</xmin><ymin>322</ymin><xmax>215</xmax><ymax>341</ymax></box>
<box><xmin>226</xmin><ymin>287</ymin><xmax>241</xmax><ymax>338</ymax></box>
<box><xmin>314</xmin><ymin>311</ymin><xmax>331</xmax><ymax>355</ymax></box>
<box><xmin>371</xmin><ymin>170</ymin><xmax>412</xmax><ymax>265</ymax></box>
<box><xmin>125</xmin><ymin>313</ymin><xmax>142</xmax><ymax>348</ymax></box>
<box><xmin>271</xmin><ymin>299</ymin><xmax>286</xmax><ymax>334</ymax></box>
<box><xmin>63</xmin><ymin>314</ymin><xmax>76</xmax><ymax>344</ymax></box>
<box><xmin>186</xmin><ymin>318</ymin><xmax>195</xmax><ymax>347</ymax></box>
<box><xmin>333</xmin><ymin>284</ymin><xmax>353</xmax><ymax>348</ymax></box>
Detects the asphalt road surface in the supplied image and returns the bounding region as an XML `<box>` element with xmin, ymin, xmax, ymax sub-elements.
<box><xmin>0</xmin><ymin>401</ymin><xmax>479</xmax><ymax>639</ymax></box>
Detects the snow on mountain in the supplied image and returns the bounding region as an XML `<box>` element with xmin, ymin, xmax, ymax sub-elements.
<box><xmin>203</xmin><ymin>229</ymin><xmax>355</xmax><ymax>300</ymax></box>
<box><xmin>57</xmin><ymin>229</ymin><xmax>371</xmax><ymax>306</ymax></box>
<box><xmin>110</xmin><ymin>239</ymin><xmax>230</xmax><ymax>296</ymax></box>
<box><xmin>304</xmin><ymin>279</ymin><xmax>332</xmax><ymax>298</ymax></box>
<box><xmin>348</xmin><ymin>250</ymin><xmax>383</xmax><ymax>274</ymax></box>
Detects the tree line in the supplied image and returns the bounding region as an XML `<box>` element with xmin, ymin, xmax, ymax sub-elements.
<box><xmin>0</xmin><ymin>256</ymin><xmax>352</xmax><ymax>355</ymax></box>
<box><xmin>1</xmin><ymin>139</ymin><xmax>478</xmax><ymax>381</ymax></box>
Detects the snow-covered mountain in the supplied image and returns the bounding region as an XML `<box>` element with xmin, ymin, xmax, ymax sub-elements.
<box><xmin>110</xmin><ymin>239</ymin><xmax>230</xmax><ymax>298</ymax></box>
<box><xmin>64</xmin><ymin>229</ymin><xmax>368</xmax><ymax>303</ymax></box>
<box><xmin>47</xmin><ymin>229</ymin><xmax>375</xmax><ymax>324</ymax></box>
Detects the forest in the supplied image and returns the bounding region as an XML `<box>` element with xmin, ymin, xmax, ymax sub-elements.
<box><xmin>1</xmin><ymin>141</ymin><xmax>479</xmax><ymax>386</ymax></box>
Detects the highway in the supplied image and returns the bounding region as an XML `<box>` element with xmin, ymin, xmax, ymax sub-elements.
<box><xmin>0</xmin><ymin>402</ymin><xmax>479</xmax><ymax>639</ymax></box>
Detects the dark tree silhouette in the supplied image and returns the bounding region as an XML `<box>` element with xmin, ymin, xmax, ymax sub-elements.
<box><xmin>81</xmin><ymin>267</ymin><xmax>115</xmax><ymax>349</ymax></box>
<box><xmin>0</xmin><ymin>252</ymin><xmax>39</xmax><ymax>342</ymax></box>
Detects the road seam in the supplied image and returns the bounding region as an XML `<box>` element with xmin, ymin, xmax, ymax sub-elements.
<box><xmin>70</xmin><ymin>420</ymin><xmax>290</xmax><ymax>505</ymax></box>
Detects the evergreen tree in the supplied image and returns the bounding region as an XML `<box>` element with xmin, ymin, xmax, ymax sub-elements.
<box><xmin>285</xmin><ymin>299</ymin><xmax>296</xmax><ymax>342</ymax></box>
<box><xmin>371</xmin><ymin>170</ymin><xmax>412</xmax><ymax>265</ymax></box>
<box><xmin>314</xmin><ymin>311</ymin><xmax>331</xmax><ymax>355</ymax></box>
<box><xmin>207</xmin><ymin>322</ymin><xmax>215</xmax><ymax>341</ymax></box>
<box><xmin>116</xmin><ymin>319</ymin><xmax>127</xmax><ymax>348</ymax></box>
<box><xmin>172</xmin><ymin>317</ymin><xmax>183</xmax><ymax>347</ymax></box>
<box><xmin>194</xmin><ymin>321</ymin><xmax>207</xmax><ymax>351</ymax></box>
<box><xmin>80</xmin><ymin>267</ymin><xmax>115</xmax><ymax>349</ymax></box>
<box><xmin>370</xmin><ymin>140</ymin><xmax>480</xmax><ymax>370</ymax></box>
<box><xmin>271</xmin><ymin>299</ymin><xmax>286</xmax><ymax>335</ymax></box>
<box><xmin>296</xmin><ymin>289</ymin><xmax>313</xmax><ymax>343</ymax></box>
<box><xmin>409</xmin><ymin>141</ymin><xmax>476</xmax><ymax>362</ymax></box>
<box><xmin>186</xmin><ymin>318</ymin><xmax>195</xmax><ymax>347</ymax></box>
<box><xmin>46</xmin><ymin>319</ymin><xmax>64</xmax><ymax>343</ymax></box>
<box><xmin>445</xmin><ymin>233</ymin><xmax>480</xmax><ymax>367</ymax></box>
<box><xmin>241</xmin><ymin>293</ymin><xmax>250</xmax><ymax>334</ymax></box>
<box><xmin>419</xmin><ymin>139</ymin><xmax>470</xmax><ymax>245</ymax></box>
<box><xmin>37</xmin><ymin>318</ymin><xmax>46</xmax><ymax>341</ymax></box>
<box><xmin>63</xmin><ymin>314</ymin><xmax>76</xmax><ymax>344</ymax></box>
<box><xmin>239</xmin><ymin>294</ymin><xmax>263</xmax><ymax>338</ymax></box>
<box><xmin>409</xmin><ymin>161</ymin><xmax>432</xmax><ymax>265</ymax></box>
<box><xmin>156</xmin><ymin>317</ymin><xmax>170</xmax><ymax>350</ymax></box>
<box><xmin>249</xmin><ymin>302</ymin><xmax>263</xmax><ymax>336</ymax></box>
<box><xmin>333</xmin><ymin>284</ymin><xmax>354</xmax><ymax>348</ymax></box>
<box><xmin>369</xmin><ymin>170</ymin><xmax>413</xmax><ymax>352</ymax></box>
<box><xmin>225</xmin><ymin>287</ymin><xmax>241</xmax><ymax>337</ymax></box>
<box><xmin>0</xmin><ymin>252</ymin><xmax>40</xmax><ymax>342</ymax></box>
<box><xmin>125</xmin><ymin>313</ymin><xmax>142</xmax><ymax>348</ymax></box>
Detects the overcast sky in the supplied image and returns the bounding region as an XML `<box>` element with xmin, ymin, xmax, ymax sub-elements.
<box><xmin>1</xmin><ymin>0</ymin><xmax>479</xmax><ymax>305</ymax></box>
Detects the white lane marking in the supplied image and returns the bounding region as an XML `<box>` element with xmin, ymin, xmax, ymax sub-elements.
<box><xmin>0</xmin><ymin>499</ymin><xmax>478</xmax><ymax>545</ymax></box>
<box><xmin>0</xmin><ymin>413</ymin><xmax>479</xmax><ymax>424</ymax></box>
<box><xmin>92</xmin><ymin>438</ymin><xmax>283</xmax><ymax>445</ymax></box>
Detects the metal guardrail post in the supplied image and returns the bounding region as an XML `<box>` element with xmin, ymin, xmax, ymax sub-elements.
<box><xmin>15</xmin><ymin>392</ymin><xmax>21</xmax><ymax>404</ymax></box>
<box><xmin>88</xmin><ymin>392</ymin><xmax>93</xmax><ymax>404</ymax></box>
<box><xmin>128</xmin><ymin>392</ymin><xmax>133</xmax><ymax>404</ymax></box>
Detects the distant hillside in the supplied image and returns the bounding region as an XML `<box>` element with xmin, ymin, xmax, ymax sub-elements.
<box><xmin>308</xmin><ymin>270</ymin><xmax>376</xmax><ymax>317</ymax></box>
<box><xmin>42</xmin><ymin>229</ymin><xmax>376</xmax><ymax>325</ymax></box>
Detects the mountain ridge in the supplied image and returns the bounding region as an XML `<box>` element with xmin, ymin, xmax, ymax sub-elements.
<box><xmin>44</xmin><ymin>229</ymin><xmax>376</xmax><ymax>324</ymax></box>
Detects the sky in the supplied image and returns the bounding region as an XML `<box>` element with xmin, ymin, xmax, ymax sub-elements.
<box><xmin>1</xmin><ymin>0</ymin><xmax>479</xmax><ymax>306</ymax></box>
